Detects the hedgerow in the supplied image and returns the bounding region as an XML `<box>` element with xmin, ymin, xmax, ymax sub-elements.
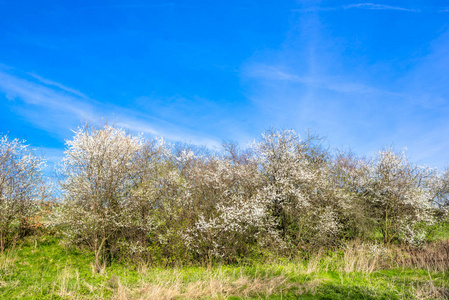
<box><xmin>1</xmin><ymin>124</ymin><xmax>448</xmax><ymax>269</ymax></box>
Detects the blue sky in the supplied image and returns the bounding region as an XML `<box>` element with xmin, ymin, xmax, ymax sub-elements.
<box><xmin>0</xmin><ymin>0</ymin><xmax>448</xmax><ymax>169</ymax></box>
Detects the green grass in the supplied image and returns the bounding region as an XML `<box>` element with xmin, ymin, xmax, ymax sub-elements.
<box><xmin>1</xmin><ymin>236</ymin><xmax>448</xmax><ymax>299</ymax></box>
<box><xmin>431</xmin><ymin>222</ymin><xmax>449</xmax><ymax>241</ymax></box>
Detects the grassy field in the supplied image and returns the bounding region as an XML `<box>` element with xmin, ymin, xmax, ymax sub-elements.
<box><xmin>1</xmin><ymin>236</ymin><xmax>449</xmax><ymax>299</ymax></box>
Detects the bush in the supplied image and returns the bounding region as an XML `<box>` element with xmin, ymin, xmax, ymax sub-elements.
<box><xmin>0</xmin><ymin>135</ymin><xmax>47</xmax><ymax>251</ymax></box>
<box><xmin>53</xmin><ymin>124</ymin><xmax>145</xmax><ymax>271</ymax></box>
<box><xmin>49</xmin><ymin>125</ymin><xmax>449</xmax><ymax>266</ymax></box>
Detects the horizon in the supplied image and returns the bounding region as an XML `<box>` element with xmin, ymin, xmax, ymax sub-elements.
<box><xmin>1</xmin><ymin>0</ymin><xmax>448</xmax><ymax>169</ymax></box>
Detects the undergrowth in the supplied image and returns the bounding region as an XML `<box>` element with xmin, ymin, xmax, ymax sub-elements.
<box><xmin>1</xmin><ymin>236</ymin><xmax>448</xmax><ymax>299</ymax></box>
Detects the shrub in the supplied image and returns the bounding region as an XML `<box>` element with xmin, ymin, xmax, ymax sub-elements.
<box><xmin>0</xmin><ymin>135</ymin><xmax>47</xmax><ymax>251</ymax></box>
<box><xmin>251</xmin><ymin>129</ymin><xmax>345</xmax><ymax>247</ymax></box>
<box><xmin>178</xmin><ymin>147</ymin><xmax>279</xmax><ymax>264</ymax></box>
<box><xmin>53</xmin><ymin>124</ymin><xmax>144</xmax><ymax>271</ymax></box>
<box><xmin>356</xmin><ymin>149</ymin><xmax>437</xmax><ymax>245</ymax></box>
<box><xmin>50</xmin><ymin>125</ymin><xmax>449</xmax><ymax>266</ymax></box>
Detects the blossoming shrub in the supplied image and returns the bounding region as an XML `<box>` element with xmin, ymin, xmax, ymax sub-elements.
<box><xmin>179</xmin><ymin>148</ymin><xmax>281</xmax><ymax>263</ymax></box>
<box><xmin>350</xmin><ymin>149</ymin><xmax>438</xmax><ymax>245</ymax></box>
<box><xmin>252</xmin><ymin>130</ymin><xmax>349</xmax><ymax>248</ymax></box>
<box><xmin>53</xmin><ymin>124</ymin><xmax>145</xmax><ymax>271</ymax></box>
<box><xmin>0</xmin><ymin>135</ymin><xmax>47</xmax><ymax>251</ymax></box>
<box><xmin>433</xmin><ymin>167</ymin><xmax>449</xmax><ymax>220</ymax></box>
<box><xmin>51</xmin><ymin>125</ymin><xmax>449</xmax><ymax>266</ymax></box>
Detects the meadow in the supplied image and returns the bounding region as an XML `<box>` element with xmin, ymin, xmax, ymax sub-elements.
<box><xmin>1</xmin><ymin>234</ymin><xmax>449</xmax><ymax>299</ymax></box>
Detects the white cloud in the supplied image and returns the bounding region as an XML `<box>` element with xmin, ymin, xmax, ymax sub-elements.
<box><xmin>243</xmin><ymin>64</ymin><xmax>401</xmax><ymax>96</ymax></box>
<box><xmin>294</xmin><ymin>3</ymin><xmax>420</xmax><ymax>13</ymax></box>
<box><xmin>343</xmin><ymin>3</ymin><xmax>420</xmax><ymax>12</ymax></box>
<box><xmin>0</xmin><ymin>68</ymin><xmax>221</xmax><ymax>148</ymax></box>
<box><xmin>0</xmin><ymin>70</ymin><xmax>95</xmax><ymax>130</ymax></box>
<box><xmin>27</xmin><ymin>72</ymin><xmax>89</xmax><ymax>99</ymax></box>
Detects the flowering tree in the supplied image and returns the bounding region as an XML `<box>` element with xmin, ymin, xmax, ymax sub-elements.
<box><xmin>357</xmin><ymin>149</ymin><xmax>437</xmax><ymax>245</ymax></box>
<box><xmin>54</xmin><ymin>124</ymin><xmax>144</xmax><ymax>271</ymax></box>
<box><xmin>179</xmin><ymin>146</ymin><xmax>280</xmax><ymax>264</ymax></box>
<box><xmin>183</xmin><ymin>194</ymin><xmax>279</xmax><ymax>264</ymax></box>
<box><xmin>433</xmin><ymin>167</ymin><xmax>449</xmax><ymax>215</ymax></box>
<box><xmin>251</xmin><ymin>129</ymin><xmax>342</xmax><ymax>246</ymax></box>
<box><xmin>0</xmin><ymin>135</ymin><xmax>46</xmax><ymax>251</ymax></box>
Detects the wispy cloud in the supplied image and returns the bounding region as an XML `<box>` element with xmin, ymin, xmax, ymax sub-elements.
<box><xmin>244</xmin><ymin>64</ymin><xmax>401</xmax><ymax>96</ymax></box>
<box><xmin>27</xmin><ymin>72</ymin><xmax>89</xmax><ymax>99</ymax></box>
<box><xmin>0</xmin><ymin>70</ymin><xmax>94</xmax><ymax>121</ymax></box>
<box><xmin>0</xmin><ymin>67</ymin><xmax>222</xmax><ymax>148</ymax></box>
<box><xmin>343</xmin><ymin>3</ymin><xmax>420</xmax><ymax>12</ymax></box>
<box><xmin>294</xmin><ymin>3</ymin><xmax>421</xmax><ymax>13</ymax></box>
<box><xmin>241</xmin><ymin>7</ymin><xmax>449</xmax><ymax>168</ymax></box>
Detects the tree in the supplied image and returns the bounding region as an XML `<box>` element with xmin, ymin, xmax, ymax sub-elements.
<box><xmin>54</xmin><ymin>124</ymin><xmax>143</xmax><ymax>272</ymax></box>
<box><xmin>358</xmin><ymin>149</ymin><xmax>436</xmax><ymax>245</ymax></box>
<box><xmin>0</xmin><ymin>135</ymin><xmax>46</xmax><ymax>251</ymax></box>
<box><xmin>251</xmin><ymin>129</ymin><xmax>340</xmax><ymax>247</ymax></box>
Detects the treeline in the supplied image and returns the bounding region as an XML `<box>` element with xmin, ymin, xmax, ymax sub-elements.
<box><xmin>1</xmin><ymin>124</ymin><xmax>448</xmax><ymax>271</ymax></box>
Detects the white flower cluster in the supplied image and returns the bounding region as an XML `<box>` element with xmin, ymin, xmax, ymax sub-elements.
<box><xmin>0</xmin><ymin>135</ymin><xmax>47</xmax><ymax>250</ymax></box>
<box><xmin>184</xmin><ymin>194</ymin><xmax>277</xmax><ymax>258</ymax></box>
<box><xmin>353</xmin><ymin>149</ymin><xmax>437</xmax><ymax>244</ymax></box>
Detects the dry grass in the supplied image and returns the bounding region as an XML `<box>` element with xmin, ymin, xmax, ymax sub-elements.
<box><xmin>112</xmin><ymin>276</ymin><xmax>303</xmax><ymax>299</ymax></box>
<box><xmin>0</xmin><ymin>248</ymin><xmax>20</xmax><ymax>294</ymax></box>
<box><xmin>111</xmin><ymin>240</ymin><xmax>449</xmax><ymax>300</ymax></box>
<box><xmin>111</xmin><ymin>267</ymin><xmax>317</xmax><ymax>300</ymax></box>
<box><xmin>341</xmin><ymin>241</ymin><xmax>387</xmax><ymax>273</ymax></box>
<box><xmin>51</xmin><ymin>266</ymin><xmax>81</xmax><ymax>299</ymax></box>
<box><xmin>0</xmin><ymin>247</ymin><xmax>17</xmax><ymax>278</ymax></box>
<box><xmin>396</xmin><ymin>240</ymin><xmax>449</xmax><ymax>273</ymax></box>
<box><xmin>340</xmin><ymin>239</ymin><xmax>449</xmax><ymax>274</ymax></box>
<box><xmin>408</xmin><ymin>280</ymin><xmax>449</xmax><ymax>300</ymax></box>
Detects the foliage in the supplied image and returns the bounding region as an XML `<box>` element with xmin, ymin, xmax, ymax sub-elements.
<box><xmin>0</xmin><ymin>135</ymin><xmax>47</xmax><ymax>251</ymax></box>
<box><xmin>352</xmin><ymin>149</ymin><xmax>438</xmax><ymax>245</ymax></box>
<box><xmin>53</xmin><ymin>124</ymin><xmax>145</xmax><ymax>271</ymax></box>
<box><xmin>3</xmin><ymin>125</ymin><xmax>449</xmax><ymax>266</ymax></box>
